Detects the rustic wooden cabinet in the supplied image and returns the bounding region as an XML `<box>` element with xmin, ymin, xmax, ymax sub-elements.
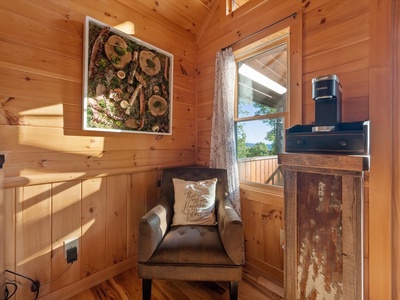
<box><xmin>279</xmin><ymin>153</ymin><xmax>368</xmax><ymax>300</ymax></box>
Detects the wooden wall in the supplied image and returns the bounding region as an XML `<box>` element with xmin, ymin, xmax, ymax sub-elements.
<box><xmin>0</xmin><ymin>0</ymin><xmax>397</xmax><ymax>299</ymax></box>
<box><xmin>394</xmin><ymin>2</ymin><xmax>400</xmax><ymax>299</ymax></box>
<box><xmin>368</xmin><ymin>0</ymin><xmax>396</xmax><ymax>299</ymax></box>
<box><xmin>197</xmin><ymin>0</ymin><xmax>370</xmax><ymax>160</ymax></box>
<box><xmin>196</xmin><ymin>0</ymin><xmax>394</xmax><ymax>298</ymax></box>
<box><xmin>240</xmin><ymin>185</ymin><xmax>284</xmax><ymax>283</ymax></box>
<box><xmin>0</xmin><ymin>0</ymin><xmax>197</xmax><ymax>186</ymax></box>
<box><xmin>0</xmin><ymin>160</ymin><xmax>5</xmax><ymax>298</ymax></box>
<box><xmin>4</xmin><ymin>171</ymin><xmax>160</xmax><ymax>299</ymax></box>
<box><xmin>0</xmin><ymin>0</ymin><xmax>197</xmax><ymax>298</ymax></box>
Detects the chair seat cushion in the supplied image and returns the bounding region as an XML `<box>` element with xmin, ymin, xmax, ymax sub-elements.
<box><xmin>147</xmin><ymin>225</ymin><xmax>234</xmax><ymax>266</ymax></box>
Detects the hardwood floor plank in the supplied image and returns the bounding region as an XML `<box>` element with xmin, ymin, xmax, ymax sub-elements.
<box><xmin>68</xmin><ymin>266</ymin><xmax>283</xmax><ymax>299</ymax></box>
<box><xmin>153</xmin><ymin>280</ymin><xmax>190</xmax><ymax>300</ymax></box>
<box><xmin>113</xmin><ymin>269</ymin><xmax>142</xmax><ymax>299</ymax></box>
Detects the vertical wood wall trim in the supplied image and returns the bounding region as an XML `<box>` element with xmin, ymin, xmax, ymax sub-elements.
<box><xmin>283</xmin><ymin>168</ymin><xmax>297</xmax><ymax>298</ymax></box>
<box><xmin>369</xmin><ymin>0</ymin><xmax>394</xmax><ymax>299</ymax></box>
<box><xmin>289</xmin><ymin>10</ymin><xmax>303</xmax><ymax>127</ymax></box>
<box><xmin>0</xmin><ymin>157</ymin><xmax>4</xmax><ymax>298</ymax></box>
<box><xmin>393</xmin><ymin>0</ymin><xmax>400</xmax><ymax>298</ymax></box>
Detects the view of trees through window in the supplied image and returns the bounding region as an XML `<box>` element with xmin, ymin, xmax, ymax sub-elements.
<box><xmin>236</xmin><ymin>118</ymin><xmax>284</xmax><ymax>158</ymax></box>
<box><xmin>234</xmin><ymin>40</ymin><xmax>288</xmax><ymax>186</ymax></box>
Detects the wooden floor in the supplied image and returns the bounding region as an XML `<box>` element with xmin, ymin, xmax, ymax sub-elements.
<box><xmin>68</xmin><ymin>266</ymin><xmax>284</xmax><ymax>300</ymax></box>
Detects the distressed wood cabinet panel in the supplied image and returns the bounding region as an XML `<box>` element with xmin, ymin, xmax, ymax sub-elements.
<box><xmin>280</xmin><ymin>153</ymin><xmax>366</xmax><ymax>300</ymax></box>
<box><xmin>296</xmin><ymin>172</ymin><xmax>344</xmax><ymax>299</ymax></box>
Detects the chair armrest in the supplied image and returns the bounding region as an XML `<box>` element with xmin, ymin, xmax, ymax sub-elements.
<box><xmin>138</xmin><ymin>197</ymin><xmax>172</xmax><ymax>262</ymax></box>
<box><xmin>218</xmin><ymin>196</ymin><xmax>244</xmax><ymax>265</ymax></box>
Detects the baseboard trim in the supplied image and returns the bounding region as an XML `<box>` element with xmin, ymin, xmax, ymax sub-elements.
<box><xmin>244</xmin><ymin>254</ymin><xmax>283</xmax><ymax>286</ymax></box>
<box><xmin>39</xmin><ymin>256</ymin><xmax>137</xmax><ymax>300</ymax></box>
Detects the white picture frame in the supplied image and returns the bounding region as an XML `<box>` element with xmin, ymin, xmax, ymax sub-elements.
<box><xmin>83</xmin><ymin>16</ymin><xmax>173</xmax><ymax>134</ymax></box>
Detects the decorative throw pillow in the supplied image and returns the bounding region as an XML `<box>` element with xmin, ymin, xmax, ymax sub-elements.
<box><xmin>172</xmin><ymin>178</ymin><xmax>218</xmax><ymax>226</ymax></box>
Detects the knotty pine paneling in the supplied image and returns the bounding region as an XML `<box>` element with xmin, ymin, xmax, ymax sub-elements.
<box><xmin>15</xmin><ymin>184</ymin><xmax>52</xmax><ymax>298</ymax></box>
<box><xmin>4</xmin><ymin>148</ymin><xmax>195</xmax><ymax>179</ymax></box>
<box><xmin>81</xmin><ymin>178</ymin><xmax>107</xmax><ymax>277</ymax></box>
<box><xmin>120</xmin><ymin>0</ymin><xmax>212</xmax><ymax>36</ymax></box>
<box><xmin>393</xmin><ymin>3</ymin><xmax>400</xmax><ymax>298</ymax></box>
<box><xmin>0</xmin><ymin>0</ymin><xmax>197</xmax><ymax>185</ymax></box>
<box><xmin>5</xmin><ymin>170</ymin><xmax>159</xmax><ymax>299</ymax></box>
<box><xmin>368</xmin><ymin>0</ymin><xmax>395</xmax><ymax>298</ymax></box>
<box><xmin>1</xmin><ymin>0</ymin><xmax>195</xmax><ymax>298</ymax></box>
<box><xmin>51</xmin><ymin>181</ymin><xmax>82</xmax><ymax>292</ymax></box>
<box><xmin>240</xmin><ymin>186</ymin><xmax>284</xmax><ymax>283</ymax></box>
<box><xmin>128</xmin><ymin>173</ymin><xmax>146</xmax><ymax>258</ymax></box>
<box><xmin>304</xmin><ymin>1</ymin><xmax>370</xmax><ymax>31</ymax></box>
<box><xmin>195</xmin><ymin>0</ymin><xmax>382</xmax><ymax>294</ymax></box>
<box><xmin>105</xmin><ymin>175</ymin><xmax>128</xmax><ymax>267</ymax></box>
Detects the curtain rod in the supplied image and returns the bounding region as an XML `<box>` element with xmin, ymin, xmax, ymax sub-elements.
<box><xmin>221</xmin><ymin>12</ymin><xmax>297</xmax><ymax>51</ymax></box>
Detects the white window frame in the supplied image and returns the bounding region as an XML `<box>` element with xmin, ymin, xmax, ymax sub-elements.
<box><xmin>232</xmin><ymin>14</ymin><xmax>302</xmax><ymax>190</ymax></box>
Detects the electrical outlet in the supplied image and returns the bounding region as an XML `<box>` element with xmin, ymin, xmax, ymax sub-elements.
<box><xmin>64</xmin><ymin>237</ymin><xmax>79</xmax><ymax>262</ymax></box>
<box><xmin>280</xmin><ymin>229</ymin><xmax>285</xmax><ymax>249</ymax></box>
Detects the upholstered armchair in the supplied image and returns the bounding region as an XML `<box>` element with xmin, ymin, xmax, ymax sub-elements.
<box><xmin>138</xmin><ymin>167</ymin><xmax>243</xmax><ymax>300</ymax></box>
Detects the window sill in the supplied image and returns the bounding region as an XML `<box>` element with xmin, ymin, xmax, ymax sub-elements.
<box><xmin>239</xmin><ymin>180</ymin><xmax>283</xmax><ymax>197</ymax></box>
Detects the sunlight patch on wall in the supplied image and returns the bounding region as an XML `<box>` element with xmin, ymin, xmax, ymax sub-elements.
<box><xmin>82</xmin><ymin>218</ymin><xmax>96</xmax><ymax>236</ymax></box>
<box><xmin>114</xmin><ymin>21</ymin><xmax>135</xmax><ymax>35</ymax></box>
<box><xmin>19</xmin><ymin>104</ymin><xmax>63</xmax><ymax>116</ymax></box>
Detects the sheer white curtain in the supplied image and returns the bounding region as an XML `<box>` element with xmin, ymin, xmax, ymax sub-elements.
<box><xmin>210</xmin><ymin>47</ymin><xmax>241</xmax><ymax>215</ymax></box>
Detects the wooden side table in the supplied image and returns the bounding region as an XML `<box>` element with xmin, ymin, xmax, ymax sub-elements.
<box><xmin>279</xmin><ymin>153</ymin><xmax>369</xmax><ymax>300</ymax></box>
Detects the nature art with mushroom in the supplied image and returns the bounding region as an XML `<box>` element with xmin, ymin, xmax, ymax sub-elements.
<box><xmin>85</xmin><ymin>19</ymin><xmax>172</xmax><ymax>134</ymax></box>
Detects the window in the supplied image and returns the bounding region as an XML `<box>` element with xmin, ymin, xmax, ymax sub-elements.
<box><xmin>229</xmin><ymin>0</ymin><xmax>251</xmax><ymax>13</ymax></box>
<box><xmin>223</xmin><ymin>0</ymin><xmax>261</xmax><ymax>16</ymax></box>
<box><xmin>234</xmin><ymin>35</ymin><xmax>288</xmax><ymax>187</ymax></box>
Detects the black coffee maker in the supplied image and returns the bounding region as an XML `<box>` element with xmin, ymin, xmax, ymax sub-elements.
<box><xmin>312</xmin><ymin>74</ymin><xmax>342</xmax><ymax>132</ymax></box>
<box><xmin>285</xmin><ymin>73</ymin><xmax>369</xmax><ymax>155</ymax></box>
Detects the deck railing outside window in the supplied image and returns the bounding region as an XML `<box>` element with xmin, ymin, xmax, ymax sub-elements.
<box><xmin>237</xmin><ymin>156</ymin><xmax>283</xmax><ymax>186</ymax></box>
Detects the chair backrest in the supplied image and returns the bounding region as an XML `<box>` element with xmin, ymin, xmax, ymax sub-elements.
<box><xmin>161</xmin><ymin>167</ymin><xmax>229</xmax><ymax>210</ymax></box>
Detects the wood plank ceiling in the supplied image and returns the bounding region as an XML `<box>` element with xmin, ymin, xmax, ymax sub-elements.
<box><xmin>123</xmin><ymin>0</ymin><xmax>215</xmax><ymax>36</ymax></box>
<box><xmin>122</xmin><ymin>0</ymin><xmax>288</xmax><ymax>106</ymax></box>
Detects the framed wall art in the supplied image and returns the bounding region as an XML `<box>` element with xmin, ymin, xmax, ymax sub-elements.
<box><xmin>83</xmin><ymin>16</ymin><xmax>173</xmax><ymax>134</ymax></box>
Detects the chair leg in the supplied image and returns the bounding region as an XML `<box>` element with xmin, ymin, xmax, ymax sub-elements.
<box><xmin>142</xmin><ymin>279</ymin><xmax>152</xmax><ymax>300</ymax></box>
<box><xmin>229</xmin><ymin>281</ymin><xmax>238</xmax><ymax>300</ymax></box>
